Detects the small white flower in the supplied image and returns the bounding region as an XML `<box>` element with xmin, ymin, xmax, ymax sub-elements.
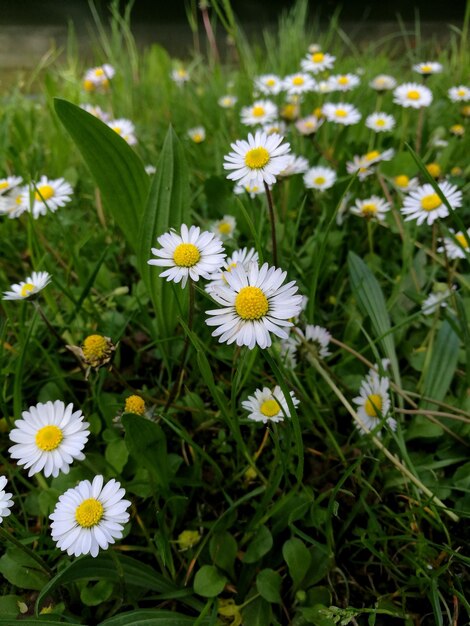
<box><xmin>188</xmin><ymin>126</ymin><xmax>206</xmax><ymax>143</ymax></box>
<box><xmin>107</xmin><ymin>119</ymin><xmax>137</xmax><ymax>145</ymax></box>
<box><xmin>233</xmin><ymin>182</ymin><xmax>265</xmax><ymax>198</ymax></box>
<box><xmin>295</xmin><ymin>115</ymin><xmax>323</xmax><ymax>135</ymax></box>
<box><xmin>32</xmin><ymin>176</ymin><xmax>73</xmax><ymax>218</ymax></box>
<box><xmin>254</xmin><ymin>75</ymin><xmax>283</xmax><ymax>96</ymax></box>
<box><xmin>84</xmin><ymin>64</ymin><xmax>115</xmax><ymax>85</ymax></box>
<box><xmin>148</xmin><ymin>224</ymin><xmax>225</xmax><ymax>289</ymax></box>
<box><xmin>400</xmin><ymin>181</ymin><xmax>462</xmax><ymax>225</ymax></box>
<box><xmin>171</xmin><ymin>68</ymin><xmax>190</xmax><ymax>85</ymax></box>
<box><xmin>422</xmin><ymin>285</ymin><xmax>455</xmax><ymax>315</ymax></box>
<box><xmin>346</xmin><ymin>149</ymin><xmax>394</xmax><ymax>180</ymax></box>
<box><xmin>80</xmin><ymin>104</ymin><xmax>110</xmax><ymax>122</ymax></box>
<box><xmin>322</xmin><ymin>102</ymin><xmax>361</xmax><ymax>125</ymax></box>
<box><xmin>0</xmin><ymin>176</ymin><xmax>23</xmax><ymax>195</ymax></box>
<box><xmin>283</xmin><ymin>73</ymin><xmax>316</xmax><ymax>95</ymax></box>
<box><xmin>303</xmin><ymin>166</ymin><xmax>337</xmax><ymax>191</ymax></box>
<box><xmin>223</xmin><ymin>130</ymin><xmax>291</xmax><ymax>188</ymax></box>
<box><xmin>353</xmin><ymin>373</ymin><xmax>396</xmax><ymax>435</ymax></box>
<box><xmin>206</xmin><ymin>262</ymin><xmax>303</xmax><ymax>349</ymax></box>
<box><xmin>206</xmin><ymin>247</ymin><xmax>259</xmax><ymax>293</ymax></box>
<box><xmin>9</xmin><ymin>400</ymin><xmax>90</xmax><ymax>478</ymax></box>
<box><xmin>210</xmin><ymin>215</ymin><xmax>236</xmax><ymax>240</ymax></box>
<box><xmin>50</xmin><ymin>475</ymin><xmax>131</xmax><ymax>558</ymax></box>
<box><xmin>413</xmin><ymin>61</ymin><xmax>443</xmax><ymax>75</ymax></box>
<box><xmin>392</xmin><ymin>175</ymin><xmax>419</xmax><ymax>192</ymax></box>
<box><xmin>448</xmin><ymin>86</ymin><xmax>470</xmax><ymax>102</ymax></box>
<box><xmin>3</xmin><ymin>271</ymin><xmax>51</xmax><ymax>300</ymax></box>
<box><xmin>300</xmin><ymin>51</ymin><xmax>336</xmax><ymax>74</ymax></box>
<box><xmin>218</xmin><ymin>95</ymin><xmax>238</xmax><ymax>108</ymax></box>
<box><xmin>0</xmin><ymin>186</ymin><xmax>29</xmax><ymax>218</ymax></box>
<box><xmin>262</xmin><ymin>121</ymin><xmax>287</xmax><ymax>136</ymax></box>
<box><xmin>240</xmin><ymin>100</ymin><xmax>278</xmax><ymax>126</ymax></box>
<box><xmin>145</xmin><ymin>165</ymin><xmax>157</xmax><ymax>176</ymax></box>
<box><xmin>0</xmin><ymin>476</ymin><xmax>14</xmax><ymax>523</ymax></box>
<box><xmin>242</xmin><ymin>385</ymin><xmax>299</xmax><ymax>423</ymax></box>
<box><xmin>295</xmin><ymin>324</ymin><xmax>332</xmax><ymax>359</ymax></box>
<box><xmin>437</xmin><ymin>228</ymin><xmax>470</xmax><ymax>260</ymax></box>
<box><xmin>393</xmin><ymin>83</ymin><xmax>433</xmax><ymax>109</ymax></box>
<box><xmin>365</xmin><ymin>112</ymin><xmax>396</xmax><ymax>133</ymax></box>
<box><xmin>328</xmin><ymin>73</ymin><xmax>360</xmax><ymax>92</ymax></box>
<box><xmin>350</xmin><ymin>196</ymin><xmax>391</xmax><ymax>221</ymax></box>
<box><xmin>369</xmin><ymin>74</ymin><xmax>397</xmax><ymax>91</ymax></box>
<box><xmin>279</xmin><ymin>154</ymin><xmax>309</xmax><ymax>177</ymax></box>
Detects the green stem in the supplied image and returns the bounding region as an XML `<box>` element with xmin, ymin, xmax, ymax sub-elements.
<box><xmin>264</xmin><ymin>182</ymin><xmax>278</xmax><ymax>266</ymax></box>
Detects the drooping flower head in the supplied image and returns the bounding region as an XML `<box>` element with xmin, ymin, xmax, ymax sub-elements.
<box><xmin>0</xmin><ymin>477</ymin><xmax>14</xmax><ymax>524</ymax></box>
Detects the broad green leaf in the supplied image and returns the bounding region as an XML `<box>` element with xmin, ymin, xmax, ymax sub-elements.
<box><xmin>193</xmin><ymin>565</ymin><xmax>227</xmax><ymax>598</ymax></box>
<box><xmin>80</xmin><ymin>580</ymin><xmax>114</xmax><ymax>606</ymax></box>
<box><xmin>105</xmin><ymin>438</ymin><xmax>129</xmax><ymax>473</ymax></box>
<box><xmin>209</xmin><ymin>532</ymin><xmax>238</xmax><ymax>578</ymax></box>
<box><xmin>137</xmin><ymin>126</ymin><xmax>190</xmax><ymax>342</ymax></box>
<box><xmin>243</xmin><ymin>525</ymin><xmax>273</xmax><ymax>564</ymax></box>
<box><xmin>241</xmin><ymin>596</ymin><xmax>272</xmax><ymax>626</ymax></box>
<box><xmin>282</xmin><ymin>538</ymin><xmax>311</xmax><ymax>590</ymax></box>
<box><xmin>99</xmin><ymin>610</ymin><xmax>206</xmax><ymax>626</ymax></box>
<box><xmin>0</xmin><ymin>547</ymin><xmax>49</xmax><ymax>591</ymax></box>
<box><xmin>0</xmin><ymin>595</ymin><xmax>21</xmax><ymax>617</ymax></box>
<box><xmin>299</xmin><ymin>606</ymin><xmax>337</xmax><ymax>626</ymax></box>
<box><xmin>348</xmin><ymin>251</ymin><xmax>401</xmax><ymax>387</ymax></box>
<box><xmin>256</xmin><ymin>568</ymin><xmax>282</xmax><ymax>604</ymax></box>
<box><xmin>54</xmin><ymin>98</ymin><xmax>149</xmax><ymax>252</ymax></box>
<box><xmin>421</xmin><ymin>320</ymin><xmax>460</xmax><ymax>407</ymax></box>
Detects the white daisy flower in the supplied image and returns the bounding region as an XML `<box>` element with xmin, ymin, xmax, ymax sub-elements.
<box><xmin>9</xmin><ymin>400</ymin><xmax>90</xmax><ymax>478</ymax></box>
<box><xmin>313</xmin><ymin>79</ymin><xmax>335</xmax><ymax>94</ymax></box>
<box><xmin>3</xmin><ymin>271</ymin><xmax>51</xmax><ymax>300</ymax></box>
<box><xmin>392</xmin><ymin>175</ymin><xmax>419</xmax><ymax>192</ymax></box>
<box><xmin>400</xmin><ymin>181</ymin><xmax>462</xmax><ymax>225</ymax></box>
<box><xmin>0</xmin><ymin>476</ymin><xmax>14</xmax><ymax>524</ymax></box>
<box><xmin>422</xmin><ymin>285</ymin><xmax>455</xmax><ymax>315</ymax></box>
<box><xmin>328</xmin><ymin>73</ymin><xmax>360</xmax><ymax>92</ymax></box>
<box><xmin>346</xmin><ymin>149</ymin><xmax>395</xmax><ymax>180</ymax></box>
<box><xmin>50</xmin><ymin>475</ymin><xmax>131</xmax><ymax>558</ymax></box>
<box><xmin>188</xmin><ymin>126</ymin><xmax>206</xmax><ymax>143</ymax></box>
<box><xmin>242</xmin><ymin>385</ymin><xmax>300</xmax><ymax>424</ymax></box>
<box><xmin>145</xmin><ymin>165</ymin><xmax>157</xmax><ymax>176</ymax></box>
<box><xmin>303</xmin><ymin>166</ymin><xmax>337</xmax><ymax>191</ymax></box>
<box><xmin>0</xmin><ymin>176</ymin><xmax>23</xmax><ymax>195</ymax></box>
<box><xmin>322</xmin><ymin>102</ymin><xmax>362</xmax><ymax>125</ymax></box>
<box><xmin>413</xmin><ymin>61</ymin><xmax>443</xmax><ymax>75</ymax></box>
<box><xmin>206</xmin><ymin>262</ymin><xmax>303</xmax><ymax>349</ymax></box>
<box><xmin>283</xmin><ymin>73</ymin><xmax>316</xmax><ymax>95</ymax></box>
<box><xmin>308</xmin><ymin>43</ymin><xmax>321</xmax><ymax>53</ymax></box>
<box><xmin>350</xmin><ymin>196</ymin><xmax>391</xmax><ymax>221</ymax></box>
<box><xmin>262</xmin><ymin>120</ymin><xmax>287</xmax><ymax>136</ymax></box>
<box><xmin>148</xmin><ymin>224</ymin><xmax>226</xmax><ymax>289</ymax></box>
<box><xmin>295</xmin><ymin>115</ymin><xmax>323</xmax><ymax>135</ymax></box>
<box><xmin>218</xmin><ymin>95</ymin><xmax>238</xmax><ymax>108</ymax></box>
<box><xmin>171</xmin><ymin>68</ymin><xmax>190</xmax><ymax>85</ymax></box>
<box><xmin>393</xmin><ymin>83</ymin><xmax>433</xmax><ymax>109</ymax></box>
<box><xmin>254</xmin><ymin>75</ymin><xmax>283</xmax><ymax>96</ymax></box>
<box><xmin>278</xmin><ymin>154</ymin><xmax>309</xmax><ymax>177</ymax></box>
<box><xmin>300</xmin><ymin>51</ymin><xmax>336</xmax><ymax>74</ymax></box>
<box><xmin>240</xmin><ymin>100</ymin><xmax>278</xmax><ymax>127</ymax></box>
<box><xmin>223</xmin><ymin>130</ymin><xmax>291</xmax><ymax>188</ymax></box>
<box><xmin>295</xmin><ymin>324</ymin><xmax>332</xmax><ymax>359</ymax></box>
<box><xmin>353</xmin><ymin>373</ymin><xmax>396</xmax><ymax>435</ymax></box>
<box><xmin>206</xmin><ymin>247</ymin><xmax>259</xmax><ymax>293</ymax></box>
<box><xmin>84</xmin><ymin>64</ymin><xmax>115</xmax><ymax>85</ymax></box>
<box><xmin>107</xmin><ymin>119</ymin><xmax>137</xmax><ymax>145</ymax></box>
<box><xmin>80</xmin><ymin>104</ymin><xmax>110</xmax><ymax>122</ymax></box>
<box><xmin>210</xmin><ymin>215</ymin><xmax>236</xmax><ymax>240</ymax></box>
<box><xmin>32</xmin><ymin>176</ymin><xmax>73</xmax><ymax>218</ymax></box>
<box><xmin>0</xmin><ymin>187</ymin><xmax>29</xmax><ymax>219</ymax></box>
<box><xmin>448</xmin><ymin>86</ymin><xmax>470</xmax><ymax>102</ymax></box>
<box><xmin>437</xmin><ymin>228</ymin><xmax>470</xmax><ymax>260</ymax></box>
<box><xmin>233</xmin><ymin>182</ymin><xmax>265</xmax><ymax>198</ymax></box>
<box><xmin>369</xmin><ymin>74</ymin><xmax>397</xmax><ymax>91</ymax></box>
<box><xmin>365</xmin><ymin>112</ymin><xmax>396</xmax><ymax>133</ymax></box>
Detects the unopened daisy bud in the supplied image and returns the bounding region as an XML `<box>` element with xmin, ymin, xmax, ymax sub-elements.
<box><xmin>81</xmin><ymin>334</ymin><xmax>115</xmax><ymax>369</ymax></box>
<box><xmin>451</xmin><ymin>167</ymin><xmax>463</xmax><ymax>177</ymax></box>
<box><xmin>124</xmin><ymin>395</ymin><xmax>146</xmax><ymax>416</ymax></box>
<box><xmin>450</xmin><ymin>124</ymin><xmax>465</xmax><ymax>137</ymax></box>
<box><xmin>461</xmin><ymin>104</ymin><xmax>470</xmax><ymax>117</ymax></box>
<box><xmin>281</xmin><ymin>103</ymin><xmax>299</xmax><ymax>121</ymax></box>
<box><xmin>177</xmin><ymin>529</ymin><xmax>201</xmax><ymax>550</ymax></box>
<box><xmin>111</xmin><ymin>286</ymin><xmax>130</xmax><ymax>296</ymax></box>
<box><xmin>425</xmin><ymin>162</ymin><xmax>441</xmax><ymax>178</ymax></box>
<box><xmin>244</xmin><ymin>466</ymin><xmax>257</xmax><ymax>483</ymax></box>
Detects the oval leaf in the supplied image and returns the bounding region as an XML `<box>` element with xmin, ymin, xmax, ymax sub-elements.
<box><xmin>193</xmin><ymin>565</ymin><xmax>227</xmax><ymax>598</ymax></box>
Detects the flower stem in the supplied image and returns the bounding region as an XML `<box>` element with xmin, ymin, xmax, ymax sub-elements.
<box><xmin>0</xmin><ymin>526</ymin><xmax>53</xmax><ymax>576</ymax></box>
<box><xmin>264</xmin><ymin>182</ymin><xmax>278</xmax><ymax>266</ymax></box>
<box><xmin>415</xmin><ymin>107</ymin><xmax>425</xmax><ymax>155</ymax></box>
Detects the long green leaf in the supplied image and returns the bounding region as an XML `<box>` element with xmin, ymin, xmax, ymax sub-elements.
<box><xmin>421</xmin><ymin>320</ymin><xmax>460</xmax><ymax>406</ymax></box>
<box><xmin>54</xmin><ymin>98</ymin><xmax>149</xmax><ymax>252</ymax></box>
<box><xmin>99</xmin><ymin>610</ymin><xmax>206</xmax><ymax>626</ymax></box>
<box><xmin>138</xmin><ymin>125</ymin><xmax>190</xmax><ymax>341</ymax></box>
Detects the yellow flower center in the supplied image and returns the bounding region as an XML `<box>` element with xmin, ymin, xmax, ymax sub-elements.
<box><xmin>0</xmin><ymin>181</ymin><xmax>9</xmax><ymax>190</ymax></box>
<box><xmin>312</xmin><ymin>52</ymin><xmax>324</xmax><ymax>62</ymax></box>
<box><xmin>314</xmin><ymin>176</ymin><xmax>326</xmax><ymax>185</ymax></box>
<box><xmin>218</xmin><ymin>222</ymin><xmax>232</xmax><ymax>235</ymax></box>
<box><xmin>75</xmin><ymin>498</ymin><xmax>104</xmax><ymax>528</ymax></box>
<box><xmin>235</xmin><ymin>286</ymin><xmax>269</xmax><ymax>320</ymax></box>
<box><xmin>364</xmin><ymin>394</ymin><xmax>383</xmax><ymax>417</ymax></box>
<box><xmin>426</xmin><ymin>163</ymin><xmax>441</xmax><ymax>177</ymax></box>
<box><xmin>365</xmin><ymin>150</ymin><xmax>380</xmax><ymax>161</ymax></box>
<box><xmin>35</xmin><ymin>184</ymin><xmax>55</xmax><ymax>201</ymax></box>
<box><xmin>265</xmin><ymin>78</ymin><xmax>276</xmax><ymax>86</ymax></box>
<box><xmin>252</xmin><ymin>105</ymin><xmax>266</xmax><ymax>117</ymax></box>
<box><xmin>420</xmin><ymin>193</ymin><xmax>441</xmax><ymax>211</ymax></box>
<box><xmin>177</xmin><ymin>69</ymin><xmax>187</xmax><ymax>77</ymax></box>
<box><xmin>335</xmin><ymin>108</ymin><xmax>347</xmax><ymax>118</ymax></box>
<box><xmin>244</xmin><ymin>147</ymin><xmax>270</xmax><ymax>169</ymax></box>
<box><xmin>282</xmin><ymin>104</ymin><xmax>297</xmax><ymax>119</ymax></box>
<box><xmin>292</xmin><ymin>76</ymin><xmax>305</xmax><ymax>86</ymax></box>
<box><xmin>455</xmin><ymin>233</ymin><xmax>468</xmax><ymax>248</ymax></box>
<box><xmin>20</xmin><ymin>283</ymin><xmax>35</xmax><ymax>297</ymax></box>
<box><xmin>83</xmin><ymin>79</ymin><xmax>95</xmax><ymax>92</ymax></box>
<box><xmin>338</xmin><ymin>76</ymin><xmax>349</xmax><ymax>85</ymax></box>
<box><xmin>457</xmin><ymin>89</ymin><xmax>467</xmax><ymax>97</ymax></box>
<box><xmin>394</xmin><ymin>175</ymin><xmax>409</xmax><ymax>187</ymax></box>
<box><xmin>450</xmin><ymin>124</ymin><xmax>464</xmax><ymax>134</ymax></box>
<box><xmin>82</xmin><ymin>335</ymin><xmax>109</xmax><ymax>360</ymax></box>
<box><xmin>111</xmin><ymin>126</ymin><xmax>122</xmax><ymax>135</ymax></box>
<box><xmin>124</xmin><ymin>395</ymin><xmax>146</xmax><ymax>415</ymax></box>
<box><xmin>375</xmin><ymin>119</ymin><xmax>386</xmax><ymax>127</ymax></box>
<box><xmin>407</xmin><ymin>90</ymin><xmax>421</xmax><ymax>100</ymax></box>
<box><xmin>191</xmin><ymin>133</ymin><xmax>203</xmax><ymax>143</ymax></box>
<box><xmin>260</xmin><ymin>398</ymin><xmax>281</xmax><ymax>417</ymax></box>
<box><xmin>173</xmin><ymin>243</ymin><xmax>200</xmax><ymax>267</ymax></box>
<box><xmin>361</xmin><ymin>203</ymin><xmax>377</xmax><ymax>216</ymax></box>
<box><xmin>35</xmin><ymin>425</ymin><xmax>63</xmax><ymax>451</ymax></box>
<box><xmin>94</xmin><ymin>68</ymin><xmax>105</xmax><ymax>77</ymax></box>
<box><xmin>420</xmin><ymin>64</ymin><xmax>432</xmax><ymax>73</ymax></box>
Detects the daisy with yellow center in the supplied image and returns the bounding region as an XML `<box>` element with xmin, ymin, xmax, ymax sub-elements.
<box><xmin>124</xmin><ymin>395</ymin><xmax>146</xmax><ymax>416</ymax></box>
<box><xmin>210</xmin><ymin>215</ymin><xmax>236</xmax><ymax>240</ymax></box>
<box><xmin>369</xmin><ymin>75</ymin><xmax>397</xmax><ymax>91</ymax></box>
<box><xmin>283</xmin><ymin>72</ymin><xmax>316</xmax><ymax>95</ymax></box>
<box><xmin>50</xmin><ymin>475</ymin><xmax>131</xmax><ymax>558</ymax></box>
<box><xmin>350</xmin><ymin>196</ymin><xmax>391</xmax><ymax>221</ymax></box>
<box><xmin>148</xmin><ymin>224</ymin><xmax>225</xmax><ymax>289</ymax></box>
<box><xmin>206</xmin><ymin>261</ymin><xmax>303</xmax><ymax>349</ymax></box>
<box><xmin>295</xmin><ymin>115</ymin><xmax>323</xmax><ymax>135</ymax></box>
<box><xmin>80</xmin><ymin>334</ymin><xmax>115</xmax><ymax>369</ymax></box>
<box><xmin>300</xmin><ymin>50</ymin><xmax>335</xmax><ymax>74</ymax></box>
<box><xmin>83</xmin><ymin>64</ymin><xmax>115</xmax><ymax>91</ymax></box>
<box><xmin>9</xmin><ymin>400</ymin><xmax>90</xmax><ymax>478</ymax></box>
<box><xmin>346</xmin><ymin>149</ymin><xmax>395</xmax><ymax>180</ymax></box>
<box><xmin>0</xmin><ymin>176</ymin><xmax>22</xmax><ymax>195</ymax></box>
<box><xmin>352</xmin><ymin>372</ymin><xmax>396</xmax><ymax>436</ymax></box>
<box><xmin>322</xmin><ymin>102</ymin><xmax>362</xmax><ymax>125</ymax></box>
<box><xmin>328</xmin><ymin>73</ymin><xmax>360</xmax><ymax>92</ymax></box>
<box><xmin>206</xmin><ymin>247</ymin><xmax>259</xmax><ymax>294</ymax></box>
<box><xmin>188</xmin><ymin>126</ymin><xmax>206</xmax><ymax>143</ymax></box>
<box><xmin>224</xmin><ymin>130</ymin><xmax>291</xmax><ymax>189</ymax></box>
<box><xmin>365</xmin><ymin>112</ymin><xmax>396</xmax><ymax>133</ymax></box>
<box><xmin>32</xmin><ymin>176</ymin><xmax>73</xmax><ymax>218</ymax></box>
<box><xmin>448</xmin><ymin>86</ymin><xmax>470</xmax><ymax>102</ymax></box>
<box><xmin>393</xmin><ymin>175</ymin><xmax>419</xmax><ymax>192</ymax></box>
<box><xmin>171</xmin><ymin>68</ymin><xmax>190</xmax><ymax>84</ymax></box>
<box><xmin>393</xmin><ymin>82</ymin><xmax>433</xmax><ymax>108</ymax></box>
<box><xmin>254</xmin><ymin>74</ymin><xmax>283</xmax><ymax>95</ymax></box>
<box><xmin>240</xmin><ymin>99</ymin><xmax>278</xmax><ymax>126</ymax></box>
<box><xmin>242</xmin><ymin>385</ymin><xmax>300</xmax><ymax>424</ymax></box>
<box><xmin>0</xmin><ymin>476</ymin><xmax>14</xmax><ymax>524</ymax></box>
<box><xmin>3</xmin><ymin>271</ymin><xmax>51</xmax><ymax>301</ymax></box>
<box><xmin>400</xmin><ymin>181</ymin><xmax>462</xmax><ymax>225</ymax></box>
<box><xmin>438</xmin><ymin>228</ymin><xmax>470</xmax><ymax>260</ymax></box>
<box><xmin>106</xmin><ymin>118</ymin><xmax>137</xmax><ymax>145</ymax></box>
<box><xmin>303</xmin><ymin>165</ymin><xmax>337</xmax><ymax>191</ymax></box>
<box><xmin>413</xmin><ymin>61</ymin><xmax>443</xmax><ymax>75</ymax></box>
